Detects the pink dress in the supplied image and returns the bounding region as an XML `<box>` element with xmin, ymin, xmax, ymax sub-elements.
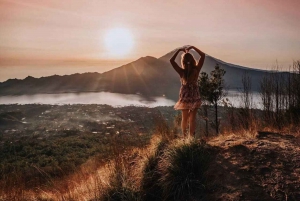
<box><xmin>174</xmin><ymin>70</ymin><xmax>202</xmax><ymax>111</ymax></box>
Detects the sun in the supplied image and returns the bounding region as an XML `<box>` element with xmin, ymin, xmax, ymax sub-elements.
<box><xmin>104</xmin><ymin>27</ymin><xmax>134</xmax><ymax>57</ymax></box>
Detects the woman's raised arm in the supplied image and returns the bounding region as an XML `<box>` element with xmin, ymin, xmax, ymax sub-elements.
<box><xmin>187</xmin><ymin>46</ymin><xmax>205</xmax><ymax>70</ymax></box>
<box><xmin>170</xmin><ymin>48</ymin><xmax>185</xmax><ymax>76</ymax></box>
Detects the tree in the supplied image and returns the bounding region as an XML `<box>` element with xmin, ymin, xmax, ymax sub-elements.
<box><xmin>240</xmin><ymin>71</ymin><xmax>253</xmax><ymax>129</ymax></box>
<box><xmin>258</xmin><ymin>60</ymin><xmax>300</xmax><ymax>129</ymax></box>
<box><xmin>260</xmin><ymin>73</ymin><xmax>274</xmax><ymax>123</ymax></box>
<box><xmin>289</xmin><ymin>60</ymin><xmax>300</xmax><ymax>123</ymax></box>
<box><xmin>241</xmin><ymin>71</ymin><xmax>253</xmax><ymax>110</ymax></box>
<box><xmin>198</xmin><ymin>72</ymin><xmax>210</xmax><ymax>136</ymax></box>
<box><xmin>198</xmin><ymin>64</ymin><xmax>226</xmax><ymax>135</ymax></box>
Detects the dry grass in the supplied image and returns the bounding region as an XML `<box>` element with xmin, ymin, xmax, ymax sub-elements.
<box><xmin>0</xmin><ymin>157</ymin><xmax>112</xmax><ymax>201</ymax></box>
<box><xmin>1</xmin><ymin>113</ymin><xmax>299</xmax><ymax>201</ymax></box>
<box><xmin>0</xmin><ymin>132</ymin><xmax>167</xmax><ymax>201</ymax></box>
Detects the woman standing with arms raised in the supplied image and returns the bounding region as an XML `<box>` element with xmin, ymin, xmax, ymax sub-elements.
<box><xmin>170</xmin><ymin>45</ymin><xmax>205</xmax><ymax>138</ymax></box>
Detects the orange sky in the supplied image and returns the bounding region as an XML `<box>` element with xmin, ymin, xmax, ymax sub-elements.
<box><xmin>0</xmin><ymin>0</ymin><xmax>299</xmax><ymax>81</ymax></box>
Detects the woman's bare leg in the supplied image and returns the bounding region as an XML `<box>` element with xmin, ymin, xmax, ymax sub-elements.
<box><xmin>181</xmin><ymin>110</ymin><xmax>189</xmax><ymax>137</ymax></box>
<box><xmin>189</xmin><ymin>109</ymin><xmax>198</xmax><ymax>138</ymax></box>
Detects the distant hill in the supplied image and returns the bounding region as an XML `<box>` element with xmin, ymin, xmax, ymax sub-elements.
<box><xmin>159</xmin><ymin>48</ymin><xmax>290</xmax><ymax>92</ymax></box>
<box><xmin>0</xmin><ymin>47</ymin><xmax>289</xmax><ymax>101</ymax></box>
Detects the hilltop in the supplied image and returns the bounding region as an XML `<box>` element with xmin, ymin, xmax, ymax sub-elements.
<box><xmin>95</xmin><ymin>132</ymin><xmax>300</xmax><ymax>201</ymax></box>
<box><xmin>68</xmin><ymin>131</ymin><xmax>300</xmax><ymax>200</ymax></box>
<box><xmin>1</xmin><ymin>127</ymin><xmax>299</xmax><ymax>200</ymax></box>
<box><xmin>205</xmin><ymin>132</ymin><xmax>300</xmax><ymax>200</ymax></box>
<box><xmin>0</xmin><ymin>104</ymin><xmax>299</xmax><ymax>200</ymax></box>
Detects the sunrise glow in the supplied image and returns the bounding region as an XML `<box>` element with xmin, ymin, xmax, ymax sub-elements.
<box><xmin>0</xmin><ymin>0</ymin><xmax>299</xmax><ymax>81</ymax></box>
<box><xmin>104</xmin><ymin>28</ymin><xmax>134</xmax><ymax>57</ymax></box>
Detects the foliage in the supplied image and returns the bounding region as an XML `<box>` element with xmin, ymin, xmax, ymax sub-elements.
<box><xmin>198</xmin><ymin>64</ymin><xmax>226</xmax><ymax>134</ymax></box>
<box><xmin>289</xmin><ymin>60</ymin><xmax>300</xmax><ymax>122</ymax></box>
<box><xmin>100</xmin><ymin>155</ymin><xmax>140</xmax><ymax>201</ymax></box>
<box><xmin>199</xmin><ymin>64</ymin><xmax>226</xmax><ymax>105</ymax></box>
<box><xmin>0</xmin><ymin>131</ymin><xmax>150</xmax><ymax>190</ymax></box>
<box><xmin>154</xmin><ymin>114</ymin><xmax>176</xmax><ymax>141</ymax></box>
<box><xmin>140</xmin><ymin>140</ymin><xmax>168</xmax><ymax>201</ymax></box>
<box><xmin>101</xmin><ymin>187</ymin><xmax>140</xmax><ymax>201</ymax></box>
<box><xmin>158</xmin><ymin>140</ymin><xmax>212</xmax><ymax>201</ymax></box>
<box><xmin>260</xmin><ymin>60</ymin><xmax>300</xmax><ymax>128</ymax></box>
<box><xmin>239</xmin><ymin>71</ymin><xmax>254</xmax><ymax>130</ymax></box>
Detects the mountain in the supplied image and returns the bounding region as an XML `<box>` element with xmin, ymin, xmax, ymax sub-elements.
<box><xmin>159</xmin><ymin>48</ymin><xmax>289</xmax><ymax>92</ymax></box>
<box><xmin>0</xmin><ymin>56</ymin><xmax>180</xmax><ymax>100</ymax></box>
<box><xmin>0</xmin><ymin>47</ymin><xmax>289</xmax><ymax>101</ymax></box>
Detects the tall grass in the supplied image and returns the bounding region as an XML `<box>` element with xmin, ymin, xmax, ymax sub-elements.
<box><xmin>1</xmin><ymin>118</ymin><xmax>298</xmax><ymax>201</ymax></box>
<box><xmin>99</xmin><ymin>154</ymin><xmax>140</xmax><ymax>201</ymax></box>
<box><xmin>140</xmin><ymin>138</ymin><xmax>168</xmax><ymax>201</ymax></box>
<box><xmin>98</xmin><ymin>134</ymin><xmax>213</xmax><ymax>201</ymax></box>
<box><xmin>158</xmin><ymin>139</ymin><xmax>211</xmax><ymax>201</ymax></box>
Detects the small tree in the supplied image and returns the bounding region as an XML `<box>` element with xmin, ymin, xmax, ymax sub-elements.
<box><xmin>241</xmin><ymin>71</ymin><xmax>253</xmax><ymax>110</ymax></box>
<box><xmin>198</xmin><ymin>71</ymin><xmax>211</xmax><ymax>136</ymax></box>
<box><xmin>198</xmin><ymin>64</ymin><xmax>226</xmax><ymax>135</ymax></box>
<box><xmin>240</xmin><ymin>71</ymin><xmax>253</xmax><ymax>129</ymax></box>
<box><xmin>289</xmin><ymin>60</ymin><xmax>300</xmax><ymax>123</ymax></box>
<box><xmin>260</xmin><ymin>73</ymin><xmax>274</xmax><ymax>123</ymax></box>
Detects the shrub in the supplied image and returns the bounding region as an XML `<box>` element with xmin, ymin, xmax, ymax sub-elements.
<box><xmin>101</xmin><ymin>187</ymin><xmax>140</xmax><ymax>201</ymax></box>
<box><xmin>100</xmin><ymin>155</ymin><xmax>140</xmax><ymax>201</ymax></box>
<box><xmin>140</xmin><ymin>139</ymin><xmax>168</xmax><ymax>201</ymax></box>
<box><xmin>158</xmin><ymin>139</ymin><xmax>211</xmax><ymax>201</ymax></box>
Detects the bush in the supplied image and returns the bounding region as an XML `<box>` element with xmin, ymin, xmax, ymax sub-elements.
<box><xmin>101</xmin><ymin>186</ymin><xmax>140</xmax><ymax>201</ymax></box>
<box><xmin>140</xmin><ymin>139</ymin><xmax>168</xmax><ymax>201</ymax></box>
<box><xmin>100</xmin><ymin>154</ymin><xmax>140</xmax><ymax>201</ymax></box>
<box><xmin>158</xmin><ymin>139</ymin><xmax>211</xmax><ymax>201</ymax></box>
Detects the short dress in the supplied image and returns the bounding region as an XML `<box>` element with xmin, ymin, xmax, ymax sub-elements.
<box><xmin>174</xmin><ymin>71</ymin><xmax>202</xmax><ymax>111</ymax></box>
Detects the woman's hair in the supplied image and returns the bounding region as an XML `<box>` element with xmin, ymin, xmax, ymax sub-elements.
<box><xmin>181</xmin><ymin>52</ymin><xmax>197</xmax><ymax>82</ymax></box>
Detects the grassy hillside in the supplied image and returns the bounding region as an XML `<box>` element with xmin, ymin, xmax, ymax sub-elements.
<box><xmin>1</xmin><ymin>104</ymin><xmax>299</xmax><ymax>200</ymax></box>
<box><xmin>1</xmin><ymin>130</ymin><xmax>299</xmax><ymax>200</ymax></box>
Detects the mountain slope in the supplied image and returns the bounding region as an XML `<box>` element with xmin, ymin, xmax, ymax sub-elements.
<box><xmin>159</xmin><ymin>49</ymin><xmax>288</xmax><ymax>91</ymax></box>
<box><xmin>0</xmin><ymin>47</ymin><xmax>290</xmax><ymax>100</ymax></box>
<box><xmin>100</xmin><ymin>56</ymin><xmax>180</xmax><ymax>99</ymax></box>
<box><xmin>0</xmin><ymin>56</ymin><xmax>181</xmax><ymax>100</ymax></box>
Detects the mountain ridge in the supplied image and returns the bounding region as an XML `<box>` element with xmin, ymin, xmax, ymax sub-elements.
<box><xmin>0</xmin><ymin>48</ymin><xmax>290</xmax><ymax>100</ymax></box>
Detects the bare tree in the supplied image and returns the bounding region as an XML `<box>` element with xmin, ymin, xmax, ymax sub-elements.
<box><xmin>239</xmin><ymin>71</ymin><xmax>253</xmax><ymax>129</ymax></box>
<box><xmin>272</xmin><ymin>62</ymin><xmax>285</xmax><ymax>128</ymax></box>
<box><xmin>260</xmin><ymin>61</ymin><xmax>299</xmax><ymax>129</ymax></box>
<box><xmin>241</xmin><ymin>71</ymin><xmax>253</xmax><ymax>110</ymax></box>
<box><xmin>290</xmin><ymin>60</ymin><xmax>300</xmax><ymax>123</ymax></box>
<box><xmin>260</xmin><ymin>73</ymin><xmax>274</xmax><ymax>123</ymax></box>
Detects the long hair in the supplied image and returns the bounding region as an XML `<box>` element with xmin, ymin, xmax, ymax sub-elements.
<box><xmin>181</xmin><ymin>52</ymin><xmax>197</xmax><ymax>83</ymax></box>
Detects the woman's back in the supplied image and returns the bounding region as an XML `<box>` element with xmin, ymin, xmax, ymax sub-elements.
<box><xmin>180</xmin><ymin>68</ymin><xmax>200</xmax><ymax>86</ymax></box>
<box><xmin>170</xmin><ymin>45</ymin><xmax>205</xmax><ymax>138</ymax></box>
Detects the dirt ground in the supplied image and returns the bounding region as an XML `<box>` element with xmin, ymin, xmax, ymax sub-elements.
<box><xmin>204</xmin><ymin>132</ymin><xmax>300</xmax><ymax>201</ymax></box>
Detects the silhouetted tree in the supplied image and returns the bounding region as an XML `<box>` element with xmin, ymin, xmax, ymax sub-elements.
<box><xmin>198</xmin><ymin>64</ymin><xmax>226</xmax><ymax>135</ymax></box>
<box><xmin>260</xmin><ymin>61</ymin><xmax>298</xmax><ymax>129</ymax></box>
<box><xmin>241</xmin><ymin>71</ymin><xmax>253</xmax><ymax>110</ymax></box>
<box><xmin>240</xmin><ymin>71</ymin><xmax>253</xmax><ymax>129</ymax></box>
<box><xmin>198</xmin><ymin>72</ymin><xmax>210</xmax><ymax>136</ymax></box>
<box><xmin>289</xmin><ymin>60</ymin><xmax>300</xmax><ymax>122</ymax></box>
<box><xmin>260</xmin><ymin>73</ymin><xmax>274</xmax><ymax>123</ymax></box>
<box><xmin>272</xmin><ymin>62</ymin><xmax>286</xmax><ymax>129</ymax></box>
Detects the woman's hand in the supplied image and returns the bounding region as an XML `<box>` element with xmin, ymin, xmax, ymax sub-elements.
<box><xmin>170</xmin><ymin>47</ymin><xmax>186</xmax><ymax>77</ymax></box>
<box><xmin>178</xmin><ymin>47</ymin><xmax>186</xmax><ymax>53</ymax></box>
<box><xmin>186</xmin><ymin>45</ymin><xmax>195</xmax><ymax>52</ymax></box>
<box><xmin>186</xmin><ymin>45</ymin><xmax>205</xmax><ymax>70</ymax></box>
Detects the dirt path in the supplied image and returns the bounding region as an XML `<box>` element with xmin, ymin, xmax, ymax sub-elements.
<box><xmin>205</xmin><ymin>132</ymin><xmax>300</xmax><ymax>201</ymax></box>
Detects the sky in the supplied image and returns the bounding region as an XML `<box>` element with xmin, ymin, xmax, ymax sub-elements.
<box><xmin>0</xmin><ymin>0</ymin><xmax>299</xmax><ymax>81</ymax></box>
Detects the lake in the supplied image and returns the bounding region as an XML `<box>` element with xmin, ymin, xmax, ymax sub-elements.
<box><xmin>0</xmin><ymin>92</ymin><xmax>175</xmax><ymax>107</ymax></box>
<box><xmin>0</xmin><ymin>91</ymin><xmax>262</xmax><ymax>108</ymax></box>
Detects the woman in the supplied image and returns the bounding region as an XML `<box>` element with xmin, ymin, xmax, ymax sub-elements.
<box><xmin>170</xmin><ymin>45</ymin><xmax>205</xmax><ymax>138</ymax></box>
